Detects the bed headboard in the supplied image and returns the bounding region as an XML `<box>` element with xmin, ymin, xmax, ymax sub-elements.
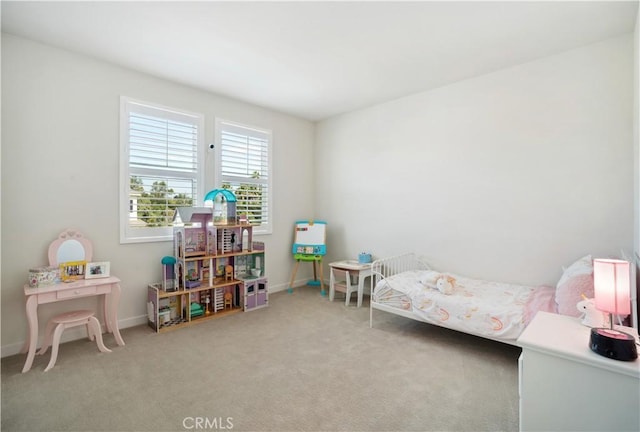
<box><xmin>370</xmin><ymin>253</ymin><xmax>430</xmax><ymax>287</ymax></box>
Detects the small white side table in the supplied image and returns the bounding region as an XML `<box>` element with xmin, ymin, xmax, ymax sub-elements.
<box><xmin>328</xmin><ymin>260</ymin><xmax>372</xmax><ymax>307</ymax></box>
<box><xmin>517</xmin><ymin>311</ymin><xmax>640</xmax><ymax>431</ymax></box>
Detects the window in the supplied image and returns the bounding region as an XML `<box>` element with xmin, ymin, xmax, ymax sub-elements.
<box><xmin>120</xmin><ymin>97</ymin><xmax>204</xmax><ymax>243</ymax></box>
<box><xmin>214</xmin><ymin>119</ymin><xmax>272</xmax><ymax>234</ymax></box>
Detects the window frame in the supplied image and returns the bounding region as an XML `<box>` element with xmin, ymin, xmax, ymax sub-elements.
<box><xmin>119</xmin><ymin>96</ymin><xmax>205</xmax><ymax>244</ymax></box>
<box><xmin>214</xmin><ymin>118</ymin><xmax>273</xmax><ymax>235</ymax></box>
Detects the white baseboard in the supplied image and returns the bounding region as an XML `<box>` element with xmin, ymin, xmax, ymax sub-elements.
<box><xmin>272</xmin><ymin>281</ymin><xmax>321</xmax><ymax>292</ymax></box>
<box><xmin>271</xmin><ymin>278</ymin><xmax>329</xmax><ymax>293</ymax></box>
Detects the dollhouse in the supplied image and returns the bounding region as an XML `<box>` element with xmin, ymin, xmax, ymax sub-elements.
<box><xmin>147</xmin><ymin>190</ymin><xmax>267</xmax><ymax>332</ymax></box>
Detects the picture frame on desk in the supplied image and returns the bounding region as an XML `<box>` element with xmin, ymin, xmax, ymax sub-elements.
<box><xmin>60</xmin><ymin>260</ymin><xmax>87</xmax><ymax>282</ymax></box>
<box><xmin>85</xmin><ymin>261</ymin><xmax>110</xmax><ymax>279</ymax></box>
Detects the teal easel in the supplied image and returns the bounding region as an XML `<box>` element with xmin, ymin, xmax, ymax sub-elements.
<box><xmin>288</xmin><ymin>220</ymin><xmax>327</xmax><ymax>295</ymax></box>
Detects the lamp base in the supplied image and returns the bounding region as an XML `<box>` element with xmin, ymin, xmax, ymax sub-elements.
<box><xmin>589</xmin><ymin>327</ymin><xmax>638</xmax><ymax>361</ymax></box>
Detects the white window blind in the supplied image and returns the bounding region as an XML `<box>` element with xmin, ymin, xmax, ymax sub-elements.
<box><xmin>215</xmin><ymin>120</ymin><xmax>272</xmax><ymax>234</ymax></box>
<box><xmin>120</xmin><ymin>97</ymin><xmax>204</xmax><ymax>243</ymax></box>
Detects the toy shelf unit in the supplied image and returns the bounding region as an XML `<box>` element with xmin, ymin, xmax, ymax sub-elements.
<box><xmin>146</xmin><ymin>202</ymin><xmax>267</xmax><ymax>333</ymax></box>
<box><xmin>147</xmin><ymin>280</ymin><xmax>243</xmax><ymax>332</ymax></box>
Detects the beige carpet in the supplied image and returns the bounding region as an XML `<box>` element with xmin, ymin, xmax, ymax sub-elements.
<box><xmin>1</xmin><ymin>287</ymin><xmax>520</xmax><ymax>432</ymax></box>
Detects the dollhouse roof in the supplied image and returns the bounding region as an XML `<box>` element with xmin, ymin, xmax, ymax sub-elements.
<box><xmin>203</xmin><ymin>189</ymin><xmax>237</xmax><ymax>203</ymax></box>
<box><xmin>172</xmin><ymin>207</ymin><xmax>213</xmax><ymax>225</ymax></box>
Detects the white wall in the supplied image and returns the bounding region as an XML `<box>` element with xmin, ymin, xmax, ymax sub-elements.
<box><xmin>316</xmin><ymin>35</ymin><xmax>634</xmax><ymax>286</ymax></box>
<box><xmin>1</xmin><ymin>34</ymin><xmax>316</xmax><ymax>356</ymax></box>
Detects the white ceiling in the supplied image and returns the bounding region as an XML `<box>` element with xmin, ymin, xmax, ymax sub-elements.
<box><xmin>1</xmin><ymin>1</ymin><xmax>638</xmax><ymax>121</ymax></box>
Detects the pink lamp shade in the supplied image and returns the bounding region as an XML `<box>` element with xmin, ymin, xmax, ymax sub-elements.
<box><xmin>593</xmin><ymin>259</ymin><xmax>630</xmax><ymax>316</ymax></box>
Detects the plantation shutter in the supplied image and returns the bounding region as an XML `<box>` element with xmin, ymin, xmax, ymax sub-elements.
<box><xmin>129</xmin><ymin>112</ymin><xmax>198</xmax><ymax>174</ymax></box>
<box><xmin>218</xmin><ymin>121</ymin><xmax>271</xmax><ymax>231</ymax></box>
<box><xmin>121</xmin><ymin>98</ymin><xmax>203</xmax><ymax>243</ymax></box>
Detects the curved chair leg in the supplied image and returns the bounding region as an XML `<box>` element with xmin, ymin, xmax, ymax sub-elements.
<box><xmin>88</xmin><ymin>317</ymin><xmax>111</xmax><ymax>353</ymax></box>
<box><xmin>44</xmin><ymin>324</ymin><xmax>66</xmax><ymax>372</ymax></box>
<box><xmin>38</xmin><ymin>319</ymin><xmax>57</xmax><ymax>355</ymax></box>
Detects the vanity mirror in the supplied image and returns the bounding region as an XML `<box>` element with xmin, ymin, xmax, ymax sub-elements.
<box><xmin>48</xmin><ymin>229</ymin><xmax>93</xmax><ymax>267</ymax></box>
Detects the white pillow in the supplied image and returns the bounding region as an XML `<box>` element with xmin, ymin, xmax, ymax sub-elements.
<box><xmin>556</xmin><ymin>255</ymin><xmax>592</xmax><ymax>287</ymax></box>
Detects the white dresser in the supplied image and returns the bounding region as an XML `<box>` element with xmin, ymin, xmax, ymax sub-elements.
<box><xmin>517</xmin><ymin>311</ymin><xmax>640</xmax><ymax>432</ymax></box>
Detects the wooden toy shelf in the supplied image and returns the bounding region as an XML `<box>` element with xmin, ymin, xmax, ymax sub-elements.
<box><xmin>148</xmin><ymin>281</ymin><xmax>242</xmax><ymax>332</ymax></box>
<box><xmin>146</xmin><ymin>205</ymin><xmax>268</xmax><ymax>333</ymax></box>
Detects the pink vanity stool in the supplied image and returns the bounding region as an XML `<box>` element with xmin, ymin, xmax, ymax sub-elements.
<box><xmin>38</xmin><ymin>309</ymin><xmax>111</xmax><ymax>372</ymax></box>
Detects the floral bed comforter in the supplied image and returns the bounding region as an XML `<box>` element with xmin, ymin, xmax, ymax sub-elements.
<box><xmin>373</xmin><ymin>270</ymin><xmax>555</xmax><ymax>341</ymax></box>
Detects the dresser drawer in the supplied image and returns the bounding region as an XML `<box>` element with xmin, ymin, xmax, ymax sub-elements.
<box><xmin>56</xmin><ymin>286</ymin><xmax>97</xmax><ymax>299</ymax></box>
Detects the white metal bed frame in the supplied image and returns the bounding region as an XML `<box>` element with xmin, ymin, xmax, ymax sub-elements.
<box><xmin>369</xmin><ymin>252</ymin><xmax>640</xmax><ymax>346</ymax></box>
<box><xmin>368</xmin><ymin>253</ymin><xmax>429</xmax><ymax>326</ymax></box>
<box><xmin>369</xmin><ymin>252</ymin><xmax>520</xmax><ymax>346</ymax></box>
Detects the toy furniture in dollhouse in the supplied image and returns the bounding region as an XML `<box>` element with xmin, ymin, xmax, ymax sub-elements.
<box><xmin>22</xmin><ymin>229</ymin><xmax>125</xmax><ymax>373</ymax></box>
<box><xmin>38</xmin><ymin>309</ymin><xmax>111</xmax><ymax>372</ymax></box>
<box><xmin>214</xmin><ymin>289</ymin><xmax>226</xmax><ymax>311</ymax></box>
<box><xmin>189</xmin><ymin>302</ymin><xmax>205</xmax><ymax>318</ymax></box>
<box><xmin>161</xmin><ymin>256</ymin><xmax>177</xmax><ymax>291</ymax></box>
<box><xmin>146</xmin><ymin>192</ymin><xmax>267</xmax><ymax>332</ymax></box>
<box><xmin>225</xmin><ymin>265</ymin><xmax>233</xmax><ymax>281</ymax></box>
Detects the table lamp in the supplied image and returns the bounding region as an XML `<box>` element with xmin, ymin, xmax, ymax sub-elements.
<box><xmin>589</xmin><ymin>258</ymin><xmax>637</xmax><ymax>361</ymax></box>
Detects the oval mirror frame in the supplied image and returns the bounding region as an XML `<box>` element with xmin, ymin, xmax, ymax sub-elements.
<box><xmin>48</xmin><ymin>229</ymin><xmax>93</xmax><ymax>266</ymax></box>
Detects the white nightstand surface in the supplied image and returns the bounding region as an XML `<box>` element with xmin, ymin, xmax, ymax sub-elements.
<box><xmin>518</xmin><ymin>311</ymin><xmax>639</xmax><ymax>378</ymax></box>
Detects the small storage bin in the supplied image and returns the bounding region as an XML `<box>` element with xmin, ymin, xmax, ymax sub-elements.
<box><xmin>28</xmin><ymin>266</ymin><xmax>59</xmax><ymax>288</ymax></box>
<box><xmin>358</xmin><ymin>253</ymin><xmax>372</xmax><ymax>264</ymax></box>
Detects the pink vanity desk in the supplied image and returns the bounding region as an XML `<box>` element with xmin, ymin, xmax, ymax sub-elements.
<box><xmin>21</xmin><ymin>229</ymin><xmax>125</xmax><ymax>373</ymax></box>
<box><xmin>22</xmin><ymin>277</ymin><xmax>125</xmax><ymax>373</ymax></box>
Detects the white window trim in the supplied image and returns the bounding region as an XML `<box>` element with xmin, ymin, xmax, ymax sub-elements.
<box><xmin>215</xmin><ymin>118</ymin><xmax>273</xmax><ymax>235</ymax></box>
<box><xmin>120</xmin><ymin>96</ymin><xmax>205</xmax><ymax>244</ymax></box>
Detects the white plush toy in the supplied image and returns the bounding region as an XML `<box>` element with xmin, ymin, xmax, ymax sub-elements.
<box><xmin>435</xmin><ymin>275</ymin><xmax>455</xmax><ymax>295</ymax></box>
<box><xmin>419</xmin><ymin>271</ymin><xmax>456</xmax><ymax>295</ymax></box>
<box><xmin>576</xmin><ymin>297</ymin><xmax>607</xmax><ymax>328</ymax></box>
